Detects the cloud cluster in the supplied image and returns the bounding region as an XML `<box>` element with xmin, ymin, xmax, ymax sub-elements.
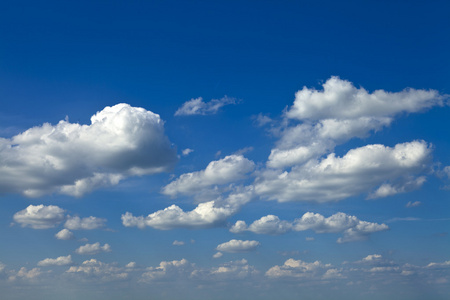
<box><xmin>174</xmin><ymin>96</ymin><xmax>236</xmax><ymax>116</ymax></box>
<box><xmin>0</xmin><ymin>103</ymin><xmax>177</xmax><ymax>197</ymax></box>
<box><xmin>162</xmin><ymin>155</ymin><xmax>255</xmax><ymax>197</ymax></box>
<box><xmin>66</xmin><ymin>259</ymin><xmax>128</xmax><ymax>282</ymax></box>
<box><xmin>141</xmin><ymin>259</ymin><xmax>194</xmax><ymax>281</ymax></box>
<box><xmin>231</xmin><ymin>212</ymin><xmax>388</xmax><ymax>243</ymax></box>
<box><xmin>123</xmin><ymin>186</ymin><xmax>254</xmax><ymax>230</ymax></box>
<box><xmin>265</xmin><ymin>259</ymin><xmax>335</xmax><ymax>279</ymax></box>
<box><xmin>75</xmin><ymin>242</ymin><xmax>111</xmax><ymax>255</ymax></box>
<box><xmin>256</xmin><ymin>141</ymin><xmax>431</xmax><ymax>202</ymax></box>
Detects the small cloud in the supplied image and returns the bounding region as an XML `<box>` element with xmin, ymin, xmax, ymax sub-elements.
<box><xmin>234</xmin><ymin>147</ymin><xmax>254</xmax><ymax>156</ymax></box>
<box><xmin>253</xmin><ymin>113</ymin><xmax>273</xmax><ymax>127</ymax></box>
<box><xmin>406</xmin><ymin>201</ymin><xmax>421</xmax><ymax>207</ymax></box>
<box><xmin>175</xmin><ymin>96</ymin><xmax>237</xmax><ymax>116</ymax></box>
<box><xmin>182</xmin><ymin>148</ymin><xmax>194</xmax><ymax>156</ymax></box>
<box><xmin>172</xmin><ymin>240</ymin><xmax>185</xmax><ymax>246</ymax></box>
<box><xmin>55</xmin><ymin>229</ymin><xmax>74</xmax><ymax>240</ymax></box>
<box><xmin>213</xmin><ymin>252</ymin><xmax>223</xmax><ymax>259</ymax></box>
<box><xmin>64</xmin><ymin>216</ymin><xmax>106</xmax><ymax>230</ymax></box>
<box><xmin>38</xmin><ymin>255</ymin><xmax>73</xmax><ymax>267</ymax></box>
<box><xmin>75</xmin><ymin>242</ymin><xmax>111</xmax><ymax>255</ymax></box>
<box><xmin>216</xmin><ymin>239</ymin><xmax>260</xmax><ymax>253</ymax></box>
<box><xmin>306</xmin><ymin>237</ymin><xmax>315</xmax><ymax>241</ymax></box>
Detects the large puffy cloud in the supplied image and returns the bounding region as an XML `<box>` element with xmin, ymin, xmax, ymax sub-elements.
<box><xmin>174</xmin><ymin>96</ymin><xmax>236</xmax><ymax>116</ymax></box>
<box><xmin>256</xmin><ymin>141</ymin><xmax>431</xmax><ymax>202</ymax></box>
<box><xmin>38</xmin><ymin>255</ymin><xmax>73</xmax><ymax>267</ymax></box>
<box><xmin>216</xmin><ymin>239</ymin><xmax>260</xmax><ymax>253</ymax></box>
<box><xmin>75</xmin><ymin>242</ymin><xmax>111</xmax><ymax>255</ymax></box>
<box><xmin>13</xmin><ymin>205</ymin><xmax>65</xmax><ymax>229</ymax></box>
<box><xmin>123</xmin><ymin>186</ymin><xmax>254</xmax><ymax>230</ymax></box>
<box><xmin>0</xmin><ymin>103</ymin><xmax>177</xmax><ymax>197</ymax></box>
<box><xmin>161</xmin><ymin>155</ymin><xmax>255</xmax><ymax>197</ymax></box>
<box><xmin>231</xmin><ymin>212</ymin><xmax>388</xmax><ymax>243</ymax></box>
<box><xmin>267</xmin><ymin>77</ymin><xmax>443</xmax><ymax>169</ymax></box>
<box><xmin>64</xmin><ymin>216</ymin><xmax>106</xmax><ymax>230</ymax></box>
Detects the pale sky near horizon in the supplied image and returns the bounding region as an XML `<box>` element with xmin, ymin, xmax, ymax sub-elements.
<box><xmin>1</xmin><ymin>1</ymin><xmax>450</xmax><ymax>299</ymax></box>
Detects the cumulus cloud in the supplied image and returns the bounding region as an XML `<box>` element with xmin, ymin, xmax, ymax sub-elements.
<box><xmin>123</xmin><ymin>186</ymin><xmax>254</xmax><ymax>230</ymax></box>
<box><xmin>266</xmin><ymin>77</ymin><xmax>442</xmax><ymax>169</ymax></box>
<box><xmin>13</xmin><ymin>267</ymin><xmax>42</xmax><ymax>280</ymax></box>
<box><xmin>216</xmin><ymin>239</ymin><xmax>260</xmax><ymax>253</ymax></box>
<box><xmin>256</xmin><ymin>141</ymin><xmax>431</xmax><ymax>202</ymax></box>
<box><xmin>64</xmin><ymin>216</ymin><xmax>106</xmax><ymax>230</ymax></box>
<box><xmin>174</xmin><ymin>96</ymin><xmax>236</xmax><ymax>116</ymax></box>
<box><xmin>182</xmin><ymin>148</ymin><xmax>194</xmax><ymax>156</ymax></box>
<box><xmin>0</xmin><ymin>103</ymin><xmax>177</xmax><ymax>197</ymax></box>
<box><xmin>230</xmin><ymin>212</ymin><xmax>388</xmax><ymax>243</ymax></box>
<box><xmin>140</xmin><ymin>259</ymin><xmax>194</xmax><ymax>281</ymax></box>
<box><xmin>55</xmin><ymin>229</ymin><xmax>74</xmax><ymax>240</ymax></box>
<box><xmin>66</xmin><ymin>259</ymin><xmax>128</xmax><ymax>281</ymax></box>
<box><xmin>161</xmin><ymin>155</ymin><xmax>255</xmax><ymax>197</ymax></box>
<box><xmin>266</xmin><ymin>259</ymin><xmax>333</xmax><ymax>279</ymax></box>
<box><xmin>13</xmin><ymin>205</ymin><xmax>65</xmax><ymax>229</ymax></box>
<box><xmin>208</xmin><ymin>259</ymin><xmax>259</xmax><ymax>279</ymax></box>
<box><xmin>213</xmin><ymin>252</ymin><xmax>223</xmax><ymax>259</ymax></box>
<box><xmin>172</xmin><ymin>240</ymin><xmax>185</xmax><ymax>246</ymax></box>
<box><xmin>75</xmin><ymin>242</ymin><xmax>111</xmax><ymax>255</ymax></box>
<box><xmin>38</xmin><ymin>255</ymin><xmax>73</xmax><ymax>266</ymax></box>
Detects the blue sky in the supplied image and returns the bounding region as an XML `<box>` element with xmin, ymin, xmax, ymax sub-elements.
<box><xmin>1</xmin><ymin>1</ymin><xmax>450</xmax><ymax>299</ymax></box>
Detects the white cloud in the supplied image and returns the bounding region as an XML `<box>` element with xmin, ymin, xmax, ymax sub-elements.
<box><xmin>213</xmin><ymin>252</ymin><xmax>223</xmax><ymax>259</ymax></box>
<box><xmin>172</xmin><ymin>240</ymin><xmax>185</xmax><ymax>246</ymax></box>
<box><xmin>0</xmin><ymin>103</ymin><xmax>177</xmax><ymax>197</ymax></box>
<box><xmin>256</xmin><ymin>141</ymin><xmax>431</xmax><ymax>202</ymax></box>
<box><xmin>14</xmin><ymin>267</ymin><xmax>42</xmax><ymax>280</ymax></box>
<box><xmin>55</xmin><ymin>229</ymin><xmax>74</xmax><ymax>240</ymax></box>
<box><xmin>426</xmin><ymin>261</ymin><xmax>450</xmax><ymax>268</ymax></box>
<box><xmin>66</xmin><ymin>259</ymin><xmax>128</xmax><ymax>281</ymax></box>
<box><xmin>13</xmin><ymin>205</ymin><xmax>65</xmax><ymax>229</ymax></box>
<box><xmin>174</xmin><ymin>96</ymin><xmax>236</xmax><ymax>116</ymax></box>
<box><xmin>208</xmin><ymin>259</ymin><xmax>259</xmax><ymax>279</ymax></box>
<box><xmin>64</xmin><ymin>216</ymin><xmax>106</xmax><ymax>230</ymax></box>
<box><xmin>266</xmin><ymin>259</ymin><xmax>332</xmax><ymax>279</ymax></box>
<box><xmin>266</xmin><ymin>77</ymin><xmax>443</xmax><ymax>169</ymax></box>
<box><xmin>75</xmin><ymin>242</ymin><xmax>111</xmax><ymax>255</ymax></box>
<box><xmin>216</xmin><ymin>239</ymin><xmax>260</xmax><ymax>253</ymax></box>
<box><xmin>406</xmin><ymin>201</ymin><xmax>422</xmax><ymax>207</ymax></box>
<box><xmin>286</xmin><ymin>76</ymin><xmax>443</xmax><ymax>121</ymax></box>
<box><xmin>38</xmin><ymin>255</ymin><xmax>73</xmax><ymax>266</ymax></box>
<box><xmin>182</xmin><ymin>148</ymin><xmax>194</xmax><ymax>156</ymax></box>
<box><xmin>161</xmin><ymin>155</ymin><xmax>255</xmax><ymax>197</ymax></box>
<box><xmin>123</xmin><ymin>186</ymin><xmax>254</xmax><ymax>230</ymax></box>
<box><xmin>140</xmin><ymin>259</ymin><xmax>194</xmax><ymax>281</ymax></box>
<box><xmin>231</xmin><ymin>212</ymin><xmax>388</xmax><ymax>243</ymax></box>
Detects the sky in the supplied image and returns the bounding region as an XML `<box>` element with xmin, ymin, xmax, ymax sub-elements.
<box><xmin>1</xmin><ymin>1</ymin><xmax>450</xmax><ymax>299</ymax></box>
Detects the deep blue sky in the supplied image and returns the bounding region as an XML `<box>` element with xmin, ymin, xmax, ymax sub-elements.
<box><xmin>0</xmin><ymin>1</ymin><xmax>449</xmax><ymax>299</ymax></box>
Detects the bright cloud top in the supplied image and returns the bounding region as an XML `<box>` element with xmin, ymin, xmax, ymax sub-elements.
<box><xmin>55</xmin><ymin>229</ymin><xmax>74</xmax><ymax>240</ymax></box>
<box><xmin>13</xmin><ymin>205</ymin><xmax>65</xmax><ymax>229</ymax></box>
<box><xmin>174</xmin><ymin>96</ymin><xmax>236</xmax><ymax>116</ymax></box>
<box><xmin>0</xmin><ymin>103</ymin><xmax>177</xmax><ymax>197</ymax></box>
<box><xmin>256</xmin><ymin>141</ymin><xmax>431</xmax><ymax>202</ymax></box>
<box><xmin>162</xmin><ymin>155</ymin><xmax>255</xmax><ymax>197</ymax></box>
<box><xmin>216</xmin><ymin>239</ymin><xmax>260</xmax><ymax>253</ymax></box>
<box><xmin>231</xmin><ymin>212</ymin><xmax>388</xmax><ymax>243</ymax></box>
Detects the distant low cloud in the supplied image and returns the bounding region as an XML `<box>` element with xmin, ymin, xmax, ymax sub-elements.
<box><xmin>0</xmin><ymin>104</ymin><xmax>177</xmax><ymax>197</ymax></box>
<box><xmin>174</xmin><ymin>96</ymin><xmax>236</xmax><ymax>116</ymax></box>
<box><xmin>406</xmin><ymin>201</ymin><xmax>421</xmax><ymax>207</ymax></box>
<box><xmin>216</xmin><ymin>239</ymin><xmax>260</xmax><ymax>253</ymax></box>
<box><xmin>38</xmin><ymin>255</ymin><xmax>73</xmax><ymax>267</ymax></box>
<box><xmin>66</xmin><ymin>259</ymin><xmax>128</xmax><ymax>282</ymax></box>
<box><xmin>231</xmin><ymin>212</ymin><xmax>388</xmax><ymax>243</ymax></box>
<box><xmin>13</xmin><ymin>205</ymin><xmax>65</xmax><ymax>229</ymax></box>
<box><xmin>75</xmin><ymin>242</ymin><xmax>111</xmax><ymax>255</ymax></box>
<box><xmin>172</xmin><ymin>240</ymin><xmax>185</xmax><ymax>246</ymax></box>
